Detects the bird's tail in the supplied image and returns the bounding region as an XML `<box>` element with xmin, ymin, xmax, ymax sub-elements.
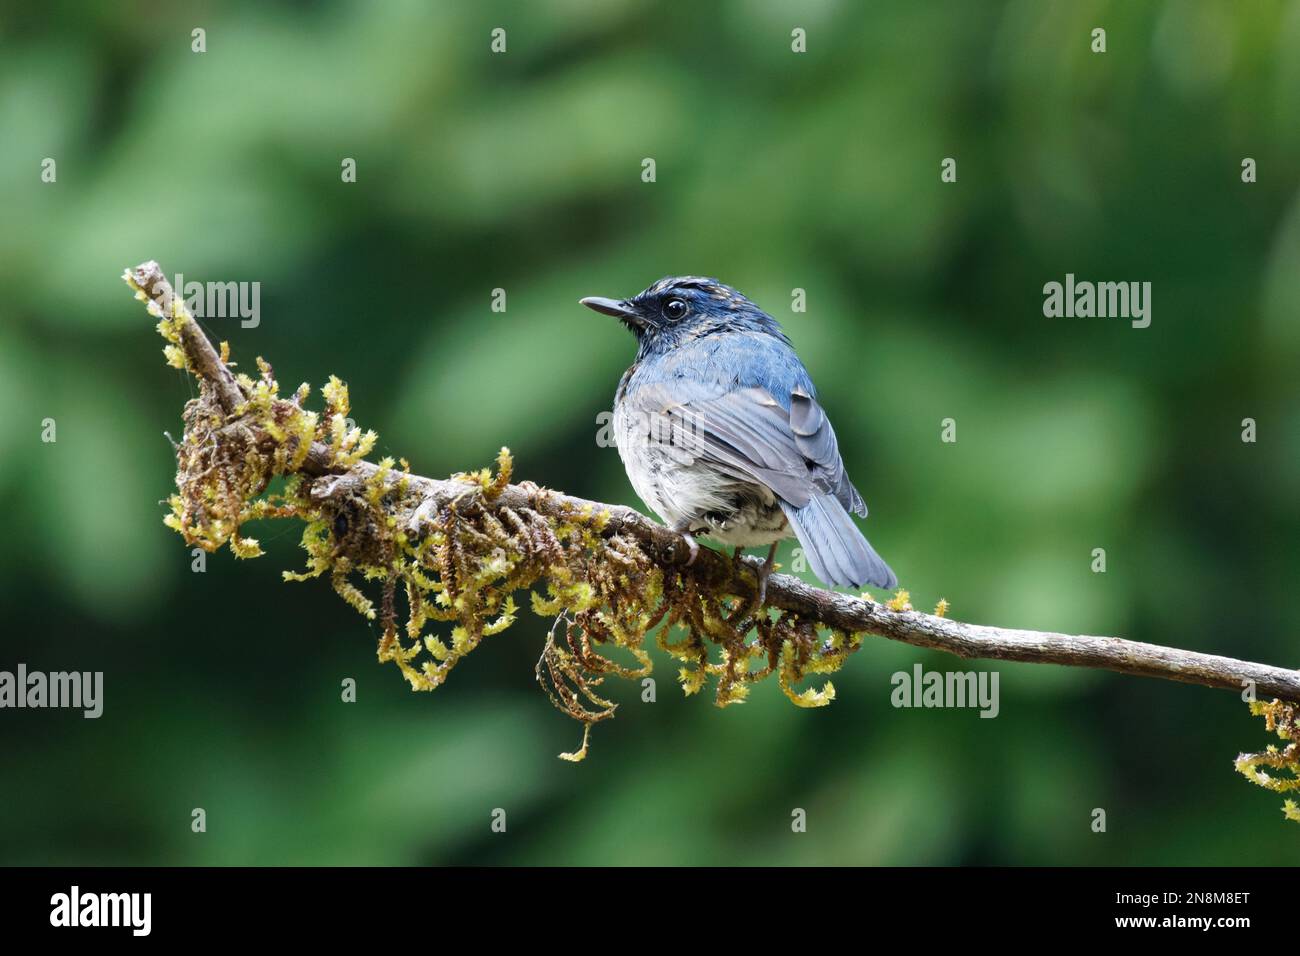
<box><xmin>781</xmin><ymin>494</ymin><xmax>897</xmax><ymax>590</ymax></box>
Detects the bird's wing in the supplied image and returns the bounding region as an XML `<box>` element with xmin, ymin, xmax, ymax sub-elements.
<box><xmin>627</xmin><ymin>380</ymin><xmax>864</xmax><ymax>514</ymax></box>
<box><xmin>789</xmin><ymin>388</ymin><xmax>868</xmax><ymax>516</ymax></box>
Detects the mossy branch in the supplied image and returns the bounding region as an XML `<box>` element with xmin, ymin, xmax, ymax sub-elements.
<box><xmin>127</xmin><ymin>261</ymin><xmax>1300</xmax><ymax>800</ymax></box>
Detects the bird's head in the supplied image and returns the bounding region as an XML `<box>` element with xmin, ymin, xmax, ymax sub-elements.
<box><xmin>581</xmin><ymin>276</ymin><xmax>790</xmax><ymax>357</ymax></box>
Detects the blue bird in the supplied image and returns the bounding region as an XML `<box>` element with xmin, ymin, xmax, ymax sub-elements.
<box><xmin>581</xmin><ymin>276</ymin><xmax>897</xmax><ymax>599</ymax></box>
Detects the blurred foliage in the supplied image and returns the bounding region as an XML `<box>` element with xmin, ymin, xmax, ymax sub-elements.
<box><xmin>1</xmin><ymin>0</ymin><xmax>1298</xmax><ymax>863</ymax></box>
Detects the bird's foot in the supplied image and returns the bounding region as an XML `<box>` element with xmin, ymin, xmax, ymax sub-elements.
<box><xmin>675</xmin><ymin>530</ymin><xmax>699</xmax><ymax>566</ymax></box>
<box><xmin>753</xmin><ymin>542</ymin><xmax>778</xmax><ymax>607</ymax></box>
<box><xmin>728</xmin><ymin>543</ymin><xmax>778</xmax><ymax>626</ymax></box>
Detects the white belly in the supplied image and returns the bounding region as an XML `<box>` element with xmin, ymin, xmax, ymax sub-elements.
<box><xmin>613</xmin><ymin>402</ymin><xmax>791</xmax><ymax>548</ymax></box>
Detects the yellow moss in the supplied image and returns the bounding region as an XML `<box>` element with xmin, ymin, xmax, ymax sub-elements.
<box><xmin>778</xmin><ymin>639</ymin><xmax>837</xmax><ymax>707</ymax></box>
<box><xmin>1236</xmin><ymin>699</ymin><xmax>1300</xmax><ymax>823</ymax></box>
<box><xmin>322</xmin><ymin>375</ymin><xmax>350</xmax><ymax>418</ymax></box>
<box><xmin>333</xmin><ymin>568</ymin><xmax>376</xmax><ymax>620</ymax></box>
<box><xmin>679</xmin><ymin>666</ymin><xmax>707</xmax><ymax>696</ymax></box>
<box><xmin>488</xmin><ymin>447</ymin><xmax>512</xmax><ymax>498</ymax></box>
<box><xmin>716</xmin><ymin>677</ymin><xmax>750</xmax><ymax>707</ymax></box>
<box><xmin>558</xmin><ymin>722</ymin><xmax>593</xmax><ymax>763</ymax></box>
<box><xmin>230</xmin><ymin>536</ymin><xmax>263</xmax><ymax>559</ymax></box>
<box><xmin>886</xmin><ymin>589</ymin><xmax>912</xmax><ymax>612</ymax></box>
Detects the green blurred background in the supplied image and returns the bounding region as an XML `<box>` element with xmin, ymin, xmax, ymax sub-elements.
<box><xmin>2</xmin><ymin>0</ymin><xmax>1298</xmax><ymax>865</ymax></box>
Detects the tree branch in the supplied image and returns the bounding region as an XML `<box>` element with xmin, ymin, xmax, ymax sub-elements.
<box><xmin>126</xmin><ymin>260</ymin><xmax>1300</xmax><ymax>704</ymax></box>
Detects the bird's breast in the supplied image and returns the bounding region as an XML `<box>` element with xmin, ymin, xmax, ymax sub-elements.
<box><xmin>612</xmin><ymin>394</ymin><xmax>788</xmax><ymax>547</ymax></box>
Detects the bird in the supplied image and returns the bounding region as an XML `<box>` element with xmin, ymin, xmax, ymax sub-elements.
<box><xmin>580</xmin><ymin>276</ymin><xmax>897</xmax><ymax>600</ymax></box>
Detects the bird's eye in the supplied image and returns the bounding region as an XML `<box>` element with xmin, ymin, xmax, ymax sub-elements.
<box><xmin>664</xmin><ymin>298</ymin><xmax>688</xmax><ymax>320</ymax></box>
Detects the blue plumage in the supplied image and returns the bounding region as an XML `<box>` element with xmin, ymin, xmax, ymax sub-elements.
<box><xmin>581</xmin><ymin>276</ymin><xmax>897</xmax><ymax>593</ymax></box>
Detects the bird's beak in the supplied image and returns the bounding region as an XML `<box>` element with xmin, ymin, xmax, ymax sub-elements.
<box><xmin>580</xmin><ymin>296</ymin><xmax>643</xmax><ymax>327</ymax></box>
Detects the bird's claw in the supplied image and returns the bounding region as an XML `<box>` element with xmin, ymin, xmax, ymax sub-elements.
<box><xmin>723</xmin><ymin>544</ymin><xmax>779</xmax><ymax>627</ymax></box>
<box><xmin>753</xmin><ymin>542</ymin><xmax>778</xmax><ymax>608</ymax></box>
<box><xmin>681</xmin><ymin>533</ymin><xmax>699</xmax><ymax>566</ymax></box>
